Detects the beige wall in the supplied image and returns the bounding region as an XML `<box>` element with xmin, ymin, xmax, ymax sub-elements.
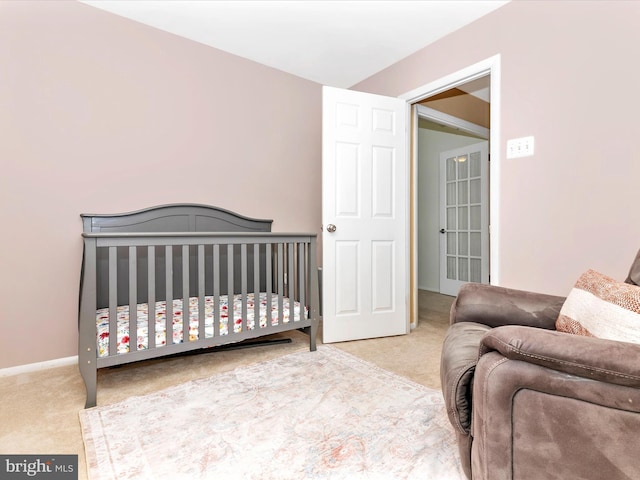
<box><xmin>354</xmin><ymin>0</ymin><xmax>640</xmax><ymax>296</ymax></box>
<box><xmin>0</xmin><ymin>1</ymin><xmax>322</xmax><ymax>368</ymax></box>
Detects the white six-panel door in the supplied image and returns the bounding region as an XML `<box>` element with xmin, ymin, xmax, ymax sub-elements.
<box><xmin>322</xmin><ymin>86</ymin><xmax>408</xmax><ymax>343</ymax></box>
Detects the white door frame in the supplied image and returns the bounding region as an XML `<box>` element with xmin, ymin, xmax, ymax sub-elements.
<box><xmin>400</xmin><ymin>54</ymin><xmax>501</xmax><ymax>327</ymax></box>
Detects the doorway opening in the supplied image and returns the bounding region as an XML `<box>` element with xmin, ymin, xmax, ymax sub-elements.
<box><xmin>400</xmin><ymin>54</ymin><xmax>501</xmax><ymax>328</ymax></box>
<box><xmin>416</xmin><ymin>80</ymin><xmax>490</xmax><ymax>297</ymax></box>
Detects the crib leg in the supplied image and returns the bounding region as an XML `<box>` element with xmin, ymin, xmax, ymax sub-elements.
<box><xmin>84</xmin><ymin>381</ymin><xmax>97</xmax><ymax>409</ymax></box>
<box><xmin>309</xmin><ymin>321</ymin><xmax>318</xmax><ymax>352</ymax></box>
<box><xmin>79</xmin><ymin>356</ymin><xmax>97</xmax><ymax>408</ymax></box>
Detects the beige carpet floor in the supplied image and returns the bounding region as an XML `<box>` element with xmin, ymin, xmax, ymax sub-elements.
<box><xmin>0</xmin><ymin>290</ymin><xmax>453</xmax><ymax>480</ymax></box>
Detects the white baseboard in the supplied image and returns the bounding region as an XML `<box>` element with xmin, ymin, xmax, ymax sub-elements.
<box><xmin>417</xmin><ymin>285</ymin><xmax>439</xmax><ymax>293</ymax></box>
<box><xmin>0</xmin><ymin>355</ymin><xmax>78</xmax><ymax>378</ymax></box>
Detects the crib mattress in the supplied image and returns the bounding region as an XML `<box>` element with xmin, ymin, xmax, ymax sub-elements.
<box><xmin>96</xmin><ymin>293</ymin><xmax>306</xmax><ymax>357</ymax></box>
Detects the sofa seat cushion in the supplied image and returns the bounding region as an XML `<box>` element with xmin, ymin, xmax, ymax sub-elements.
<box><xmin>556</xmin><ymin>269</ymin><xmax>640</xmax><ymax>344</ymax></box>
<box><xmin>441</xmin><ymin>321</ymin><xmax>492</xmax><ymax>435</ymax></box>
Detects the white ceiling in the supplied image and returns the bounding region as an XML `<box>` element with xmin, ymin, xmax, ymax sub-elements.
<box><xmin>81</xmin><ymin>0</ymin><xmax>509</xmax><ymax>88</ymax></box>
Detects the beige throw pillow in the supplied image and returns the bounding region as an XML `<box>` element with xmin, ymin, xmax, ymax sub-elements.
<box><xmin>556</xmin><ymin>269</ymin><xmax>640</xmax><ymax>344</ymax></box>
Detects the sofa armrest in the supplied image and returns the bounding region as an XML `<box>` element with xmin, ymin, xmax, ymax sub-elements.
<box><xmin>450</xmin><ymin>283</ymin><xmax>566</xmax><ymax>330</ymax></box>
<box><xmin>480</xmin><ymin>325</ymin><xmax>640</xmax><ymax>388</ymax></box>
<box><xmin>471</xmin><ymin>347</ymin><xmax>640</xmax><ymax>480</ymax></box>
<box><xmin>440</xmin><ymin>322</ymin><xmax>492</xmax><ymax>435</ymax></box>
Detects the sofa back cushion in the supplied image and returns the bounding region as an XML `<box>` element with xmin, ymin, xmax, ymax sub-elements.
<box><xmin>556</xmin><ymin>269</ymin><xmax>640</xmax><ymax>343</ymax></box>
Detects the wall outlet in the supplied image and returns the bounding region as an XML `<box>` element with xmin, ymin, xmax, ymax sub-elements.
<box><xmin>506</xmin><ymin>136</ymin><xmax>534</xmax><ymax>159</ymax></box>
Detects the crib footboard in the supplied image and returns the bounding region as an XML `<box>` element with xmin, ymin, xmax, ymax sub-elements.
<box><xmin>78</xmin><ymin>231</ymin><xmax>319</xmax><ymax>408</ymax></box>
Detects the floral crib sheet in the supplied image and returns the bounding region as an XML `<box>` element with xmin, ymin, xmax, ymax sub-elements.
<box><xmin>96</xmin><ymin>292</ymin><xmax>307</xmax><ymax>357</ymax></box>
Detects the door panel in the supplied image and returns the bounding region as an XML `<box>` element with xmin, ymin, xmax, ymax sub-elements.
<box><xmin>335</xmin><ymin>241</ymin><xmax>359</xmax><ymax>314</ymax></box>
<box><xmin>372</xmin><ymin>240</ymin><xmax>394</xmax><ymax>312</ymax></box>
<box><xmin>372</xmin><ymin>146</ymin><xmax>394</xmax><ymax>217</ymax></box>
<box><xmin>322</xmin><ymin>86</ymin><xmax>408</xmax><ymax>343</ymax></box>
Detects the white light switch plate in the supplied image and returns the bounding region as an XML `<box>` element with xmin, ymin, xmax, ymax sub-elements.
<box><xmin>506</xmin><ymin>136</ymin><xmax>534</xmax><ymax>158</ymax></box>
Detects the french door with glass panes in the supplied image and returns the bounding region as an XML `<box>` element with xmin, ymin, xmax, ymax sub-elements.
<box><xmin>439</xmin><ymin>141</ymin><xmax>489</xmax><ymax>296</ymax></box>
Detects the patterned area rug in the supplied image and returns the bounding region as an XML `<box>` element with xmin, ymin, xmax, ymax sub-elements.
<box><xmin>79</xmin><ymin>346</ymin><xmax>465</xmax><ymax>480</ymax></box>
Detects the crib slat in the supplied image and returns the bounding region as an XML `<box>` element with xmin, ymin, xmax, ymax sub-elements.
<box><xmin>298</xmin><ymin>242</ymin><xmax>305</xmax><ymax>320</ymax></box>
<box><xmin>108</xmin><ymin>246</ymin><xmax>117</xmax><ymax>356</ymax></box>
<box><xmin>253</xmin><ymin>244</ymin><xmax>260</xmax><ymax>329</ymax></box>
<box><xmin>148</xmin><ymin>246</ymin><xmax>156</xmax><ymax>349</ymax></box>
<box><xmin>129</xmin><ymin>246</ymin><xmax>137</xmax><ymax>352</ymax></box>
<box><xmin>277</xmin><ymin>243</ymin><xmax>284</xmax><ymax>325</ymax></box>
<box><xmin>309</xmin><ymin>235</ymin><xmax>319</xmax><ymax>351</ymax></box>
<box><xmin>287</xmin><ymin>242</ymin><xmax>294</xmax><ymax>324</ymax></box>
<box><xmin>198</xmin><ymin>245</ymin><xmax>205</xmax><ymax>341</ymax></box>
<box><xmin>266</xmin><ymin>243</ymin><xmax>272</xmax><ymax>326</ymax></box>
<box><xmin>227</xmin><ymin>244</ymin><xmax>234</xmax><ymax>332</ymax></box>
<box><xmin>166</xmin><ymin>246</ymin><xmax>173</xmax><ymax>346</ymax></box>
<box><xmin>213</xmin><ymin>244</ymin><xmax>220</xmax><ymax>338</ymax></box>
<box><xmin>182</xmin><ymin>245</ymin><xmax>189</xmax><ymax>343</ymax></box>
<box><xmin>241</xmin><ymin>243</ymin><xmax>247</xmax><ymax>332</ymax></box>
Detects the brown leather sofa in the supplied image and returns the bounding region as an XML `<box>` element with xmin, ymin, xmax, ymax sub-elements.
<box><xmin>440</xmin><ymin>250</ymin><xmax>640</xmax><ymax>480</ymax></box>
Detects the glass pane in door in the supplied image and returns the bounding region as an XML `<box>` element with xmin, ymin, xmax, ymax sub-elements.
<box><xmin>447</xmin><ymin>256</ymin><xmax>456</xmax><ymax>280</ymax></box>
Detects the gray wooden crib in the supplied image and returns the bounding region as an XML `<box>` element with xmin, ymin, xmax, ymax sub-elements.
<box><xmin>78</xmin><ymin>204</ymin><xmax>319</xmax><ymax>408</ymax></box>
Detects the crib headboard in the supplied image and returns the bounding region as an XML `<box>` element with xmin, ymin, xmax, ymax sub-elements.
<box><xmin>81</xmin><ymin>204</ymin><xmax>274</xmax><ymax>308</ymax></box>
<box><xmin>81</xmin><ymin>203</ymin><xmax>273</xmax><ymax>234</ymax></box>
